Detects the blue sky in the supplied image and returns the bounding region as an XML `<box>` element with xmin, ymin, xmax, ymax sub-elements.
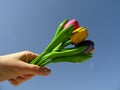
<box><xmin>0</xmin><ymin>0</ymin><xmax>120</xmax><ymax>90</ymax></box>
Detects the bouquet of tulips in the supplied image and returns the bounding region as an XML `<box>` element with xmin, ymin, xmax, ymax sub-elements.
<box><xmin>30</xmin><ymin>19</ymin><xmax>95</xmax><ymax>66</ymax></box>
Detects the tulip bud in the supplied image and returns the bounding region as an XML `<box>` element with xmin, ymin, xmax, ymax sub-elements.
<box><xmin>63</xmin><ymin>19</ymin><xmax>79</xmax><ymax>30</ymax></box>
<box><xmin>83</xmin><ymin>40</ymin><xmax>94</xmax><ymax>54</ymax></box>
<box><xmin>76</xmin><ymin>40</ymin><xmax>95</xmax><ymax>54</ymax></box>
<box><xmin>70</xmin><ymin>27</ymin><xmax>88</xmax><ymax>44</ymax></box>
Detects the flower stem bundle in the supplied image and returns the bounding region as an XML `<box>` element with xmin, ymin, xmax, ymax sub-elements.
<box><xmin>30</xmin><ymin>19</ymin><xmax>95</xmax><ymax>66</ymax></box>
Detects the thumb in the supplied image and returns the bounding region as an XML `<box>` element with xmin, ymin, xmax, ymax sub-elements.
<box><xmin>19</xmin><ymin>62</ymin><xmax>51</xmax><ymax>76</ymax></box>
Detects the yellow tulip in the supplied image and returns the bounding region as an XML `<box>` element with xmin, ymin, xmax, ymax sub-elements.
<box><xmin>70</xmin><ymin>27</ymin><xmax>88</xmax><ymax>44</ymax></box>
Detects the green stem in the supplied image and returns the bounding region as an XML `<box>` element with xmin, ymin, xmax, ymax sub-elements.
<box><xmin>52</xmin><ymin>40</ymin><xmax>72</xmax><ymax>52</ymax></box>
<box><xmin>29</xmin><ymin>51</ymin><xmax>46</xmax><ymax>64</ymax></box>
<box><xmin>60</xmin><ymin>40</ymin><xmax>72</xmax><ymax>49</ymax></box>
<box><xmin>37</xmin><ymin>46</ymin><xmax>87</xmax><ymax>65</ymax></box>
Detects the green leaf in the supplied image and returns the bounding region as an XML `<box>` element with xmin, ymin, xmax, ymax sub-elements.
<box><xmin>51</xmin><ymin>53</ymin><xmax>92</xmax><ymax>63</ymax></box>
<box><xmin>54</xmin><ymin>19</ymin><xmax>69</xmax><ymax>37</ymax></box>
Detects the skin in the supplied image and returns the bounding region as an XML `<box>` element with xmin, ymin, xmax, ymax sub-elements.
<box><xmin>0</xmin><ymin>51</ymin><xmax>51</xmax><ymax>86</ymax></box>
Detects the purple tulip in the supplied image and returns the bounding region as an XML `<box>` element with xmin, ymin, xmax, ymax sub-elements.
<box><xmin>76</xmin><ymin>40</ymin><xmax>95</xmax><ymax>54</ymax></box>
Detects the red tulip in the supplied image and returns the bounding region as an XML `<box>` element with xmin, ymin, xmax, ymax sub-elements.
<box><xmin>63</xmin><ymin>19</ymin><xmax>79</xmax><ymax>30</ymax></box>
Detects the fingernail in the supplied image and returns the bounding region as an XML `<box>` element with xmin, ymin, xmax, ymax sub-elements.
<box><xmin>39</xmin><ymin>67</ymin><xmax>51</xmax><ymax>75</ymax></box>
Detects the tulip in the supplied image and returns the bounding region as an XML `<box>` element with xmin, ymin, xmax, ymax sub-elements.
<box><xmin>70</xmin><ymin>27</ymin><xmax>88</xmax><ymax>44</ymax></box>
<box><xmin>76</xmin><ymin>40</ymin><xmax>95</xmax><ymax>54</ymax></box>
<box><xmin>63</xmin><ymin>19</ymin><xmax>79</xmax><ymax>30</ymax></box>
<box><xmin>82</xmin><ymin>40</ymin><xmax>94</xmax><ymax>54</ymax></box>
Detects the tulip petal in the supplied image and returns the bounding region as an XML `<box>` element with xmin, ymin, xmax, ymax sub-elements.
<box><xmin>76</xmin><ymin>40</ymin><xmax>95</xmax><ymax>54</ymax></box>
<box><xmin>70</xmin><ymin>27</ymin><xmax>88</xmax><ymax>44</ymax></box>
<box><xmin>64</xmin><ymin>19</ymin><xmax>79</xmax><ymax>30</ymax></box>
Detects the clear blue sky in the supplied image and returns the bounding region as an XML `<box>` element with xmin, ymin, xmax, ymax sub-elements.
<box><xmin>0</xmin><ymin>0</ymin><xmax>120</xmax><ymax>90</ymax></box>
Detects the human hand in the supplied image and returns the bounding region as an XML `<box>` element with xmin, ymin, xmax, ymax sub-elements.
<box><xmin>0</xmin><ymin>51</ymin><xmax>51</xmax><ymax>86</ymax></box>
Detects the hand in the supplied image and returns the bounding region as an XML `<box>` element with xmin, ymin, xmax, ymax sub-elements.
<box><xmin>0</xmin><ymin>51</ymin><xmax>51</xmax><ymax>86</ymax></box>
